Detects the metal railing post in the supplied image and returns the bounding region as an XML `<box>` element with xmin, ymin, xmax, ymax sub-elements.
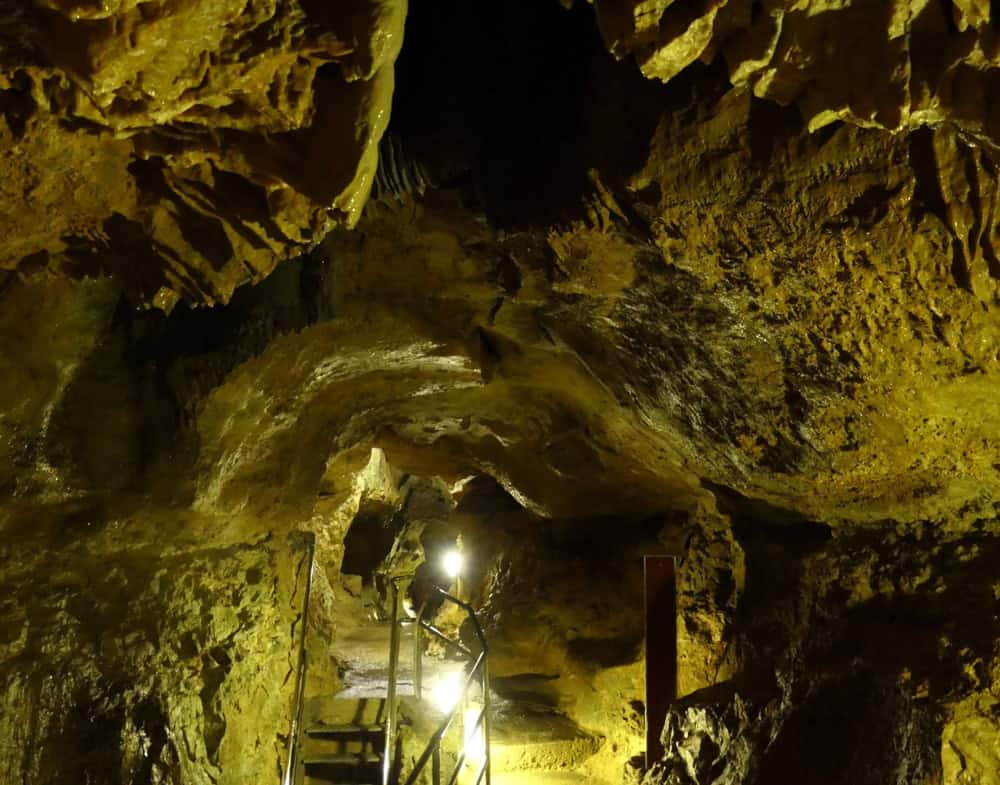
<box><xmin>399</xmin><ymin>587</ymin><xmax>491</xmax><ymax>785</ymax></box>
<box><xmin>283</xmin><ymin>650</ymin><xmax>308</xmax><ymax>785</ymax></box>
<box><xmin>481</xmin><ymin>657</ymin><xmax>491</xmax><ymax>785</ymax></box>
<box><xmin>414</xmin><ymin>600</ymin><xmax>427</xmax><ymax>702</ymax></box>
<box><xmin>283</xmin><ymin>533</ymin><xmax>316</xmax><ymax>785</ymax></box>
<box><xmin>384</xmin><ymin>579</ymin><xmax>402</xmax><ymax>785</ymax></box>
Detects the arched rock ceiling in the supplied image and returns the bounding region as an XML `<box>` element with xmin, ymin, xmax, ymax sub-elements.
<box><xmin>3</xmin><ymin>0</ymin><xmax>1000</xmax><ymax>527</ymax></box>
<box><xmin>192</xmin><ymin>108</ymin><xmax>1000</xmax><ymax>527</ymax></box>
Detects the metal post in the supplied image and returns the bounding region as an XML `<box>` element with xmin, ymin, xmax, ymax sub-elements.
<box><xmin>481</xmin><ymin>658</ymin><xmax>491</xmax><ymax>785</ymax></box>
<box><xmin>394</xmin><ymin>584</ymin><xmax>491</xmax><ymax>785</ymax></box>
<box><xmin>283</xmin><ymin>534</ymin><xmax>315</xmax><ymax>785</ymax></box>
<box><xmin>283</xmin><ymin>650</ymin><xmax>307</xmax><ymax>785</ymax></box>
<box><xmin>384</xmin><ymin>580</ymin><xmax>401</xmax><ymax>785</ymax></box>
<box><xmin>414</xmin><ymin>601</ymin><xmax>427</xmax><ymax>702</ymax></box>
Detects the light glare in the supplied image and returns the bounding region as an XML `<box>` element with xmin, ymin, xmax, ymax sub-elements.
<box><xmin>464</xmin><ymin>706</ymin><xmax>486</xmax><ymax>762</ymax></box>
<box><xmin>430</xmin><ymin>673</ymin><xmax>462</xmax><ymax>712</ymax></box>
<box><xmin>442</xmin><ymin>549</ymin><xmax>463</xmax><ymax>578</ymax></box>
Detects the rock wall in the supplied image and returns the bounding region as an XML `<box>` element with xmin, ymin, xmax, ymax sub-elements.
<box><xmin>649</xmin><ymin>505</ymin><xmax>1000</xmax><ymax>785</ymax></box>
<box><xmin>2</xmin><ymin>2</ymin><xmax>1000</xmax><ymax>784</ymax></box>
<box><xmin>593</xmin><ymin>0</ymin><xmax>1000</xmax><ymax>145</ymax></box>
<box><xmin>0</xmin><ymin>510</ymin><xmax>310</xmax><ymax>785</ymax></box>
<box><xmin>0</xmin><ymin>0</ymin><xmax>404</xmax><ymax>305</ymax></box>
<box><xmin>0</xmin><ymin>270</ymin><xmax>331</xmax><ymax>785</ymax></box>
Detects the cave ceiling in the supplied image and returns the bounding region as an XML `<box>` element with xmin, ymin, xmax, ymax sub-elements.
<box><xmin>0</xmin><ymin>0</ymin><xmax>404</xmax><ymax>306</ymax></box>
<box><xmin>3</xmin><ymin>3</ymin><xmax>1000</xmax><ymax>784</ymax></box>
<box><xmin>3</xmin><ymin>0</ymin><xmax>1000</xmax><ymax>528</ymax></box>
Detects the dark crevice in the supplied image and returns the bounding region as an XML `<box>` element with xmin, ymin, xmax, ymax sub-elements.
<box><xmin>908</xmin><ymin>129</ymin><xmax>976</xmax><ymax>292</ymax></box>
<box><xmin>908</xmin><ymin>127</ymin><xmax>949</xmax><ymax>224</ymax></box>
<box><xmin>342</xmin><ymin>510</ymin><xmax>400</xmax><ymax>578</ymax></box>
<box><xmin>703</xmin><ymin>480</ymin><xmax>833</xmax><ymax>550</ymax></box>
<box><xmin>939</xmin><ymin>0</ymin><xmax>961</xmax><ymax>35</ymax></box>
<box><xmin>657</xmin><ymin>0</ymin><xmax>713</xmax><ymax>41</ymax></box>
<box><xmin>962</xmin><ymin>145</ymin><xmax>984</xmax><ymax>266</ymax></box>
<box><xmin>748</xmin><ymin>97</ymin><xmax>803</xmax><ymax>167</ymax></box>
<box><xmin>836</xmin><ymin>183</ymin><xmax>903</xmax><ymax>227</ymax></box>
<box><xmin>130</xmin><ymin>698</ymin><xmax>171</xmax><ymax>785</ymax></box>
<box><xmin>950</xmin><ymin>238</ymin><xmax>973</xmax><ymax>292</ymax></box>
<box><xmin>979</xmin><ymin>231</ymin><xmax>1000</xmax><ymax>280</ymax></box>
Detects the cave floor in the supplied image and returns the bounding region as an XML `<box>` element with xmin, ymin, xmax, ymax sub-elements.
<box><xmin>491</xmin><ymin>773</ymin><xmax>604</xmax><ymax>785</ymax></box>
<box><xmin>331</xmin><ymin>620</ymin><xmax>467</xmax><ymax>699</ymax></box>
<box><xmin>315</xmin><ymin>617</ymin><xmax>607</xmax><ymax>783</ymax></box>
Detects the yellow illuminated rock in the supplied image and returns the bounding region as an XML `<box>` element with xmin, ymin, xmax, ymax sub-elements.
<box><xmin>1</xmin><ymin>3</ymin><xmax>1000</xmax><ymax>784</ymax></box>
<box><xmin>0</xmin><ymin>0</ymin><xmax>405</xmax><ymax>304</ymax></box>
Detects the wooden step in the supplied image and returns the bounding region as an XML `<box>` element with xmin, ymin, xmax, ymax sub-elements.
<box><xmin>306</xmin><ymin>723</ymin><xmax>385</xmax><ymax>738</ymax></box>
<box><xmin>303</xmin><ymin>752</ymin><xmax>383</xmax><ymax>767</ymax></box>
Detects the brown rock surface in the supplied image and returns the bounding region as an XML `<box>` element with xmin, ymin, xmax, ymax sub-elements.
<box><xmin>0</xmin><ymin>0</ymin><xmax>404</xmax><ymax>304</ymax></box>
<box><xmin>2</xmin><ymin>2</ymin><xmax>1000</xmax><ymax>785</ymax></box>
<box><xmin>593</xmin><ymin>0</ymin><xmax>1000</xmax><ymax>145</ymax></box>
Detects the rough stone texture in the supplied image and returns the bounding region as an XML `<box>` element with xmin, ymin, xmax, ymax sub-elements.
<box><xmin>0</xmin><ymin>0</ymin><xmax>404</xmax><ymax>305</ymax></box>
<box><xmin>2</xmin><ymin>2</ymin><xmax>1000</xmax><ymax>784</ymax></box>
<box><xmin>0</xmin><ymin>505</ymin><xmax>310</xmax><ymax>785</ymax></box>
<box><xmin>0</xmin><ymin>269</ymin><xmax>334</xmax><ymax>785</ymax></box>
<box><xmin>592</xmin><ymin>0</ymin><xmax>1000</xmax><ymax>146</ymax></box>
<box><xmin>644</xmin><ymin>503</ymin><xmax>1000</xmax><ymax>785</ymax></box>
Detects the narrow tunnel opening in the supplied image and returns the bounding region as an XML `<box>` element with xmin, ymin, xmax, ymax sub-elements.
<box><xmin>318</xmin><ymin>454</ymin><xmax>668</xmax><ymax>785</ymax></box>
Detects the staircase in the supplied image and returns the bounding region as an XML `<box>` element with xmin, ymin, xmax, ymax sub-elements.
<box><xmin>301</xmin><ymin>707</ymin><xmax>387</xmax><ymax>785</ymax></box>
<box><xmin>283</xmin><ymin>540</ymin><xmax>490</xmax><ymax>785</ymax></box>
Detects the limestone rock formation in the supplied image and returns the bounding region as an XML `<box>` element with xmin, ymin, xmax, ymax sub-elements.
<box><xmin>2</xmin><ymin>2</ymin><xmax>1000</xmax><ymax>785</ymax></box>
<box><xmin>593</xmin><ymin>0</ymin><xmax>1000</xmax><ymax>146</ymax></box>
<box><xmin>0</xmin><ymin>0</ymin><xmax>404</xmax><ymax>305</ymax></box>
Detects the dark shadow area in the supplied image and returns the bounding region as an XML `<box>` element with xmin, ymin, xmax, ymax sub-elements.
<box><xmin>909</xmin><ymin>126</ymin><xmax>950</xmax><ymax>224</ymax></box>
<box><xmin>705</xmin><ymin>481</ymin><xmax>833</xmax><ymax>549</ymax></box>
<box><xmin>747</xmin><ymin>96</ymin><xmax>804</xmax><ymax>168</ymax></box>
<box><xmin>58</xmin><ymin>683</ymin><xmax>128</xmax><ymax>785</ymax></box>
<box><xmin>566</xmin><ymin>635</ymin><xmax>642</xmax><ymax>669</ymax></box>
<box><xmin>453</xmin><ymin>476</ymin><xmax>525</xmax><ymax>518</ymax></box>
<box><xmin>39</xmin><ymin>249</ymin><xmax>336</xmax><ymax>500</ymax></box>
<box><xmin>491</xmin><ymin>673</ymin><xmax>562</xmax><ymax>704</ymax></box>
<box><xmin>381</xmin><ymin>0</ymin><xmax>673</xmax><ymax>228</ymax></box>
<box><xmin>387</xmin><ymin>0</ymin><xmax>593</xmax><ymax>223</ymax></box>
<box><xmin>754</xmin><ymin>671</ymin><xmax>940</xmax><ymax>785</ymax></box>
<box><xmin>699</xmin><ymin>503</ymin><xmax>999</xmax><ymax>782</ymax></box>
<box><xmin>342</xmin><ymin>510</ymin><xmax>399</xmax><ymax>579</ymax></box>
<box><xmin>534</xmin><ymin>511</ymin><xmax>668</xmax><ymax>554</ymax></box>
<box><xmin>827</xmin><ymin>531</ymin><xmax>1000</xmax><ymax>701</ymax></box>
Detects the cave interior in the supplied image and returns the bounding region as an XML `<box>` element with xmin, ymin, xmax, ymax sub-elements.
<box><xmin>2</xmin><ymin>1</ymin><xmax>1000</xmax><ymax>785</ymax></box>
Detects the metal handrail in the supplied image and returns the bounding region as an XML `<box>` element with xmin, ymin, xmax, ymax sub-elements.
<box><xmin>383</xmin><ymin>579</ymin><xmax>490</xmax><ymax>785</ymax></box>
<box><xmin>384</xmin><ymin>579</ymin><xmax>403</xmax><ymax>785</ymax></box>
<box><xmin>414</xmin><ymin>619</ymin><xmax>474</xmax><ymax>658</ymax></box>
<box><xmin>405</xmin><ymin>650</ymin><xmax>486</xmax><ymax>785</ymax></box>
<box><xmin>283</xmin><ymin>532</ymin><xmax>317</xmax><ymax>785</ymax></box>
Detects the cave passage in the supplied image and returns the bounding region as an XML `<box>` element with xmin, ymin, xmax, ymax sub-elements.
<box><xmin>2</xmin><ymin>0</ymin><xmax>1000</xmax><ymax>784</ymax></box>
